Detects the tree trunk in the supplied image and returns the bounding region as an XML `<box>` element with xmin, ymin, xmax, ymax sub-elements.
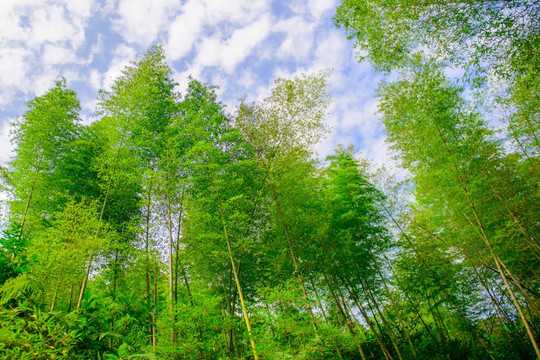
<box><xmin>435</xmin><ymin>122</ymin><xmax>539</xmax><ymax>358</ymax></box>
<box><xmin>269</xmin><ymin>181</ymin><xmax>317</xmax><ymax>329</ymax></box>
<box><xmin>67</xmin><ymin>283</ymin><xmax>74</xmax><ymax>313</ymax></box>
<box><xmin>144</xmin><ymin>189</ymin><xmax>153</xmax><ymax>346</ymax></box>
<box><xmin>19</xmin><ymin>155</ymin><xmax>42</xmax><ymax>238</ymax></box>
<box><xmin>76</xmin><ymin>142</ymin><xmax>120</xmax><ymax>309</ymax></box>
<box><xmin>341</xmin><ymin>277</ymin><xmax>394</xmax><ymax>360</ymax></box>
<box><xmin>50</xmin><ymin>277</ymin><xmax>60</xmax><ymax>312</ymax></box>
<box><xmin>153</xmin><ymin>259</ymin><xmax>158</xmax><ymax>350</ymax></box>
<box><xmin>219</xmin><ymin>207</ymin><xmax>259</xmax><ymax>360</ymax></box>
<box><xmin>382</xmin><ymin>204</ymin><xmax>497</xmax><ymax>360</ymax></box>
<box><xmin>76</xmin><ymin>252</ymin><xmax>94</xmax><ymax>309</ymax></box>
<box><xmin>362</xmin><ymin>279</ymin><xmax>405</xmax><ymax>360</ymax></box>
<box><xmin>166</xmin><ymin>191</ymin><xmax>175</xmax><ymax>345</ymax></box>
<box><xmin>371</xmin><ymin>250</ymin><xmax>418</xmax><ymax>359</ymax></box>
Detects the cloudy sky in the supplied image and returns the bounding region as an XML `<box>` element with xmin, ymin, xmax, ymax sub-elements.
<box><xmin>0</xmin><ymin>0</ymin><xmax>388</xmax><ymax>168</ymax></box>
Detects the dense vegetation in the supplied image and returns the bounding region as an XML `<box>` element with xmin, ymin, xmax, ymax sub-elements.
<box><xmin>1</xmin><ymin>1</ymin><xmax>538</xmax><ymax>359</ymax></box>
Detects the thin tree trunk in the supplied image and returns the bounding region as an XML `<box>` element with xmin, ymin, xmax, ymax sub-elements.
<box><xmin>269</xmin><ymin>181</ymin><xmax>317</xmax><ymax>328</ymax></box>
<box><xmin>370</xmin><ymin>250</ymin><xmax>418</xmax><ymax>359</ymax></box>
<box><xmin>309</xmin><ymin>277</ymin><xmax>348</xmax><ymax>360</ymax></box>
<box><xmin>327</xmin><ymin>273</ymin><xmax>367</xmax><ymax>360</ymax></box>
<box><xmin>19</xmin><ymin>155</ymin><xmax>42</xmax><ymax>238</ymax></box>
<box><xmin>153</xmin><ymin>259</ymin><xmax>158</xmax><ymax>350</ymax></box>
<box><xmin>341</xmin><ymin>297</ymin><xmax>367</xmax><ymax>360</ymax></box>
<box><xmin>462</xmin><ymin>212</ymin><xmax>540</xmax><ymax>356</ymax></box>
<box><xmin>144</xmin><ymin>187</ymin><xmax>153</xmax><ymax>346</ymax></box>
<box><xmin>343</xmin><ymin>277</ymin><xmax>394</xmax><ymax>360</ymax></box>
<box><xmin>380</xmin><ymin>251</ymin><xmax>440</xmax><ymax>346</ymax></box>
<box><xmin>419</xmin><ymin>224</ymin><xmax>522</xmax><ymax>343</ymax></box>
<box><xmin>67</xmin><ymin>283</ymin><xmax>74</xmax><ymax>313</ymax></box>
<box><xmin>507</xmin><ymin>120</ymin><xmax>540</xmax><ymax>175</ymax></box>
<box><xmin>413</xmin><ymin>218</ymin><xmax>539</xmax><ymax>297</ymax></box>
<box><xmin>405</xmin><ymin>290</ymin><xmax>440</xmax><ymax>345</ymax></box>
<box><xmin>362</xmin><ymin>280</ymin><xmax>405</xmax><ymax>360</ymax></box>
<box><xmin>494</xmin><ymin>254</ymin><xmax>540</xmax><ymax>357</ymax></box>
<box><xmin>174</xmin><ymin>190</ymin><xmax>185</xmax><ymax>307</ymax></box>
<box><xmin>50</xmin><ymin>278</ymin><xmax>60</xmax><ymax>312</ymax></box>
<box><xmin>76</xmin><ymin>139</ymin><xmax>122</xmax><ymax>309</ymax></box>
<box><xmin>435</xmin><ymin>122</ymin><xmax>540</xmax><ymax>358</ymax></box>
<box><xmin>496</xmin><ymin>250</ymin><xmax>540</xmax><ymax>314</ymax></box>
<box><xmin>322</xmin><ymin>271</ymin><xmax>355</xmax><ymax>334</ymax></box>
<box><xmin>19</xmin><ymin>184</ymin><xmax>35</xmax><ymax>237</ymax></box>
<box><xmin>382</xmin><ymin>204</ymin><xmax>497</xmax><ymax>360</ymax></box>
<box><xmin>363</xmin><ymin>289</ymin><xmax>391</xmax><ymax>349</ymax></box>
<box><xmin>424</xmin><ymin>287</ymin><xmax>451</xmax><ymax>343</ymax></box>
<box><xmin>219</xmin><ymin>207</ymin><xmax>259</xmax><ymax>360</ymax></box>
<box><xmin>166</xmin><ymin>190</ymin><xmax>175</xmax><ymax>345</ymax></box>
<box><xmin>77</xmin><ymin>252</ymin><xmax>94</xmax><ymax>309</ymax></box>
<box><xmin>309</xmin><ymin>277</ymin><xmax>329</xmax><ymax>324</ymax></box>
<box><xmin>471</xmin><ymin>266</ymin><xmax>516</xmax><ymax>339</ymax></box>
<box><xmin>181</xmin><ymin>264</ymin><xmax>203</xmax><ymax>359</ymax></box>
<box><xmin>481</xmin><ymin>172</ymin><xmax>540</xmax><ymax>258</ymax></box>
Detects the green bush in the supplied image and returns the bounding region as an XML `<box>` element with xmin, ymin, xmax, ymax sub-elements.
<box><xmin>0</xmin><ymin>305</ymin><xmax>79</xmax><ymax>359</ymax></box>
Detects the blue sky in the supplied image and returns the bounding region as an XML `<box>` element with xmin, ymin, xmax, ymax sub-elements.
<box><xmin>0</xmin><ymin>0</ymin><xmax>389</xmax><ymax>168</ymax></box>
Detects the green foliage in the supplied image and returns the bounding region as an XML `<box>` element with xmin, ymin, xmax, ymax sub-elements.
<box><xmin>322</xmin><ymin>147</ymin><xmax>390</xmax><ymax>279</ymax></box>
<box><xmin>9</xmin><ymin>78</ymin><xmax>81</xmax><ymax>236</ymax></box>
<box><xmin>0</xmin><ymin>274</ymin><xmax>42</xmax><ymax>306</ymax></box>
<box><xmin>334</xmin><ymin>0</ymin><xmax>539</xmax><ymax>77</ymax></box>
<box><xmin>26</xmin><ymin>199</ymin><xmax>117</xmax><ymax>311</ymax></box>
<box><xmin>0</xmin><ymin>223</ymin><xmax>28</xmax><ymax>285</ymax></box>
<box><xmin>334</xmin><ymin>1</ymin><xmax>539</xmax><ymax>355</ymax></box>
<box><xmin>3</xmin><ymin>34</ymin><xmax>538</xmax><ymax>359</ymax></box>
<box><xmin>0</xmin><ymin>305</ymin><xmax>78</xmax><ymax>359</ymax></box>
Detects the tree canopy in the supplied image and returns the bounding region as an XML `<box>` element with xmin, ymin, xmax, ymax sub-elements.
<box><xmin>0</xmin><ymin>9</ymin><xmax>538</xmax><ymax>359</ymax></box>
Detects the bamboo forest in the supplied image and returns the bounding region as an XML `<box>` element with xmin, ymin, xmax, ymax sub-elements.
<box><xmin>0</xmin><ymin>1</ymin><xmax>538</xmax><ymax>359</ymax></box>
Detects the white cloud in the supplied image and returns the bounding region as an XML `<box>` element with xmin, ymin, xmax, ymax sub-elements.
<box><xmin>42</xmin><ymin>44</ymin><xmax>78</xmax><ymax>65</ymax></box>
<box><xmin>29</xmin><ymin>5</ymin><xmax>85</xmax><ymax>48</ymax></box>
<box><xmin>97</xmin><ymin>0</ymin><xmax>118</xmax><ymax>16</ymax></box>
<box><xmin>308</xmin><ymin>0</ymin><xmax>337</xmax><ymax>20</ymax></box>
<box><xmin>219</xmin><ymin>16</ymin><xmax>272</xmax><ymax>72</ymax></box>
<box><xmin>64</xmin><ymin>0</ymin><xmax>93</xmax><ymax>20</ymax></box>
<box><xmin>0</xmin><ymin>0</ymin><xmax>35</xmax><ymax>44</ymax></box>
<box><xmin>340</xmin><ymin>98</ymin><xmax>378</xmax><ymax>133</ymax></box>
<box><xmin>238</xmin><ymin>70</ymin><xmax>257</xmax><ymax>89</ymax></box>
<box><xmin>166</xmin><ymin>0</ymin><xmax>270</xmax><ymax>63</ymax></box>
<box><xmin>85</xmin><ymin>33</ymin><xmax>104</xmax><ymax>65</ymax></box>
<box><xmin>203</xmin><ymin>0</ymin><xmax>269</xmax><ymax>26</ymax></box>
<box><xmin>31</xmin><ymin>70</ymin><xmax>60</xmax><ymax>98</ymax></box>
<box><xmin>193</xmin><ymin>16</ymin><xmax>272</xmax><ymax>73</ymax></box>
<box><xmin>0</xmin><ymin>0</ymin><xmax>95</xmax><ymax>110</ymax></box>
<box><xmin>113</xmin><ymin>0</ymin><xmax>178</xmax><ymax>46</ymax></box>
<box><xmin>313</xmin><ymin>30</ymin><xmax>346</xmax><ymax>70</ymax></box>
<box><xmin>285</xmin><ymin>0</ymin><xmax>309</xmax><ymax>15</ymax></box>
<box><xmin>318</xmin><ymin>96</ymin><xmax>384</xmax><ymax>164</ymax></box>
<box><xmin>0</xmin><ymin>0</ymin><xmax>391</xmax><ymax>174</ymax></box>
<box><xmin>0</xmin><ymin>120</ymin><xmax>14</xmax><ymax>166</ymax></box>
<box><xmin>359</xmin><ymin>135</ymin><xmax>392</xmax><ymax>169</ymax></box>
<box><xmin>274</xmin><ymin>16</ymin><xmax>315</xmax><ymax>62</ymax></box>
<box><xmin>61</xmin><ymin>69</ymin><xmax>80</xmax><ymax>83</ymax></box>
<box><xmin>89</xmin><ymin>69</ymin><xmax>103</xmax><ymax>91</ymax></box>
<box><xmin>166</xmin><ymin>0</ymin><xmax>206</xmax><ymax>61</ymax></box>
<box><xmin>0</xmin><ymin>47</ymin><xmax>31</xmax><ymax>106</ymax></box>
<box><xmin>194</xmin><ymin>37</ymin><xmax>221</xmax><ymax>67</ymax></box>
<box><xmin>102</xmin><ymin>45</ymin><xmax>137</xmax><ymax>90</ymax></box>
<box><xmin>80</xmin><ymin>98</ymin><xmax>99</xmax><ymax>125</ymax></box>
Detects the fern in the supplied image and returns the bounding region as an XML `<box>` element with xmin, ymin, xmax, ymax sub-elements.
<box><xmin>0</xmin><ymin>273</ymin><xmax>42</xmax><ymax>305</ymax></box>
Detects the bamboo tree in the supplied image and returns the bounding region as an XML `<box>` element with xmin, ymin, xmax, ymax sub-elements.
<box><xmin>88</xmin><ymin>45</ymin><xmax>178</xmax><ymax>317</ymax></box>
<box><xmin>9</xmin><ymin>78</ymin><xmax>81</xmax><ymax>237</ymax></box>
<box><xmin>237</xmin><ymin>72</ymin><xmax>331</xmax><ymax>332</ymax></box>
<box><xmin>379</xmin><ymin>66</ymin><xmax>539</xmax><ymax>357</ymax></box>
